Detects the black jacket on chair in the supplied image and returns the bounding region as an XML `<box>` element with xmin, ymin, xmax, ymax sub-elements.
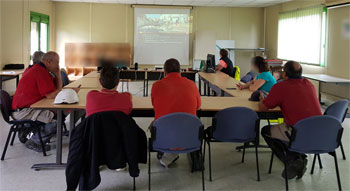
<box><xmin>65</xmin><ymin>111</ymin><xmax>147</xmax><ymax>191</ymax></box>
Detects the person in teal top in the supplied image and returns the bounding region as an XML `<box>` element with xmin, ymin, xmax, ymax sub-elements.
<box><xmin>237</xmin><ymin>56</ymin><xmax>276</xmax><ymax>93</ymax></box>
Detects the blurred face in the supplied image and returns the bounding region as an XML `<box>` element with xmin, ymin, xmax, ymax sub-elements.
<box><xmin>251</xmin><ymin>63</ymin><xmax>259</xmax><ymax>73</ymax></box>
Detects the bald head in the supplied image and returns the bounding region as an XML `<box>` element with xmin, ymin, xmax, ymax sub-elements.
<box><xmin>43</xmin><ymin>51</ymin><xmax>59</xmax><ymax>62</ymax></box>
<box><xmin>283</xmin><ymin>61</ymin><xmax>302</xmax><ymax>79</ymax></box>
<box><xmin>42</xmin><ymin>51</ymin><xmax>60</xmax><ymax>73</ymax></box>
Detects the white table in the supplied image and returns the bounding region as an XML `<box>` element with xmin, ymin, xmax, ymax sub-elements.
<box><xmin>303</xmin><ymin>74</ymin><xmax>350</xmax><ymax>102</ymax></box>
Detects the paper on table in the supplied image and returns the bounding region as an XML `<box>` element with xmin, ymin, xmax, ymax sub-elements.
<box><xmin>2</xmin><ymin>71</ymin><xmax>15</xmax><ymax>74</ymax></box>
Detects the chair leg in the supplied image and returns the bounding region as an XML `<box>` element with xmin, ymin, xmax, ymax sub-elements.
<box><xmin>284</xmin><ymin>160</ymin><xmax>289</xmax><ymax>191</ymax></box>
<box><xmin>148</xmin><ymin>143</ymin><xmax>151</xmax><ymax>191</ymax></box>
<box><xmin>331</xmin><ymin>152</ymin><xmax>342</xmax><ymax>191</ymax></box>
<box><xmin>311</xmin><ymin>154</ymin><xmax>317</xmax><ymax>174</ymax></box>
<box><xmin>208</xmin><ymin>141</ymin><xmax>212</xmax><ymax>182</ymax></box>
<box><xmin>317</xmin><ymin>154</ymin><xmax>323</xmax><ymax>169</ymax></box>
<box><xmin>1</xmin><ymin>129</ymin><xmax>13</xmax><ymax>160</ymax></box>
<box><xmin>201</xmin><ymin>150</ymin><xmax>205</xmax><ymax>191</ymax></box>
<box><xmin>255</xmin><ymin>144</ymin><xmax>260</xmax><ymax>181</ymax></box>
<box><xmin>10</xmin><ymin>131</ymin><xmax>17</xmax><ymax>146</ymax></box>
<box><xmin>339</xmin><ymin>141</ymin><xmax>346</xmax><ymax>160</ymax></box>
<box><xmin>203</xmin><ymin>140</ymin><xmax>206</xmax><ymax>163</ymax></box>
<box><xmin>36</xmin><ymin>126</ymin><xmax>47</xmax><ymax>157</ymax></box>
<box><xmin>133</xmin><ymin>177</ymin><xmax>136</xmax><ymax>191</ymax></box>
<box><xmin>268</xmin><ymin>152</ymin><xmax>274</xmax><ymax>174</ymax></box>
<box><xmin>241</xmin><ymin>143</ymin><xmax>246</xmax><ymax>163</ymax></box>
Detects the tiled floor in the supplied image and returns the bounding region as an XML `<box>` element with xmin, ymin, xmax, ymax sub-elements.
<box><xmin>0</xmin><ymin>81</ymin><xmax>349</xmax><ymax>190</ymax></box>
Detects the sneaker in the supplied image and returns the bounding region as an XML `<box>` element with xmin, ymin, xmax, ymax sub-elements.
<box><xmin>159</xmin><ymin>154</ymin><xmax>179</xmax><ymax>168</ymax></box>
<box><xmin>297</xmin><ymin>158</ymin><xmax>308</xmax><ymax>179</ymax></box>
<box><xmin>25</xmin><ymin>139</ymin><xmax>50</xmax><ymax>152</ymax></box>
<box><xmin>116</xmin><ymin>166</ymin><xmax>127</xmax><ymax>172</ymax></box>
<box><xmin>157</xmin><ymin>152</ymin><xmax>164</xmax><ymax>160</ymax></box>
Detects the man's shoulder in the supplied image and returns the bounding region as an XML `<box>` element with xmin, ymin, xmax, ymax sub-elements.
<box><xmin>87</xmin><ymin>90</ymin><xmax>100</xmax><ymax>98</ymax></box>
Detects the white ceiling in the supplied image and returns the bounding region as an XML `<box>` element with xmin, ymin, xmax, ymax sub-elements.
<box><xmin>52</xmin><ymin>0</ymin><xmax>292</xmax><ymax>7</ymax></box>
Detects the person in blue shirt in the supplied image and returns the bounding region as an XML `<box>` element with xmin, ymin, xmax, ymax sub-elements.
<box><xmin>237</xmin><ymin>56</ymin><xmax>276</xmax><ymax>93</ymax></box>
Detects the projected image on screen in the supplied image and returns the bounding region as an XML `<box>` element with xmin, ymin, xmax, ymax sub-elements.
<box><xmin>134</xmin><ymin>8</ymin><xmax>190</xmax><ymax>65</ymax></box>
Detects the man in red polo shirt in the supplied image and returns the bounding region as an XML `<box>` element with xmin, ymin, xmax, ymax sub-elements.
<box><xmin>259</xmin><ymin>61</ymin><xmax>322</xmax><ymax>180</ymax></box>
<box><xmin>12</xmin><ymin>51</ymin><xmax>63</xmax><ymax>152</ymax></box>
<box><xmin>86</xmin><ymin>66</ymin><xmax>132</xmax><ymax>117</ymax></box>
<box><xmin>151</xmin><ymin>58</ymin><xmax>201</xmax><ymax>167</ymax></box>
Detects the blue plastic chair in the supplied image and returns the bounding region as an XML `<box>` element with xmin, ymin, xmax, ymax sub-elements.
<box><xmin>311</xmin><ymin>99</ymin><xmax>349</xmax><ymax>174</ymax></box>
<box><xmin>149</xmin><ymin>112</ymin><xmax>205</xmax><ymax>191</ymax></box>
<box><xmin>0</xmin><ymin>90</ymin><xmax>47</xmax><ymax>160</ymax></box>
<box><xmin>268</xmin><ymin>116</ymin><xmax>343</xmax><ymax>191</ymax></box>
<box><xmin>204</xmin><ymin>107</ymin><xmax>260</xmax><ymax>182</ymax></box>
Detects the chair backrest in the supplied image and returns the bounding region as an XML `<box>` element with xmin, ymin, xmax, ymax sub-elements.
<box><xmin>290</xmin><ymin>115</ymin><xmax>343</xmax><ymax>154</ymax></box>
<box><xmin>212</xmin><ymin>107</ymin><xmax>259</xmax><ymax>142</ymax></box>
<box><xmin>152</xmin><ymin>112</ymin><xmax>203</xmax><ymax>154</ymax></box>
<box><xmin>324</xmin><ymin>99</ymin><xmax>349</xmax><ymax>123</ymax></box>
<box><xmin>0</xmin><ymin>90</ymin><xmax>12</xmax><ymax>123</ymax></box>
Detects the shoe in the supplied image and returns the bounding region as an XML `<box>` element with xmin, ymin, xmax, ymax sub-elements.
<box><xmin>282</xmin><ymin>158</ymin><xmax>306</xmax><ymax>180</ymax></box>
<box><xmin>297</xmin><ymin>158</ymin><xmax>308</xmax><ymax>179</ymax></box>
<box><xmin>25</xmin><ymin>139</ymin><xmax>50</xmax><ymax>152</ymax></box>
<box><xmin>281</xmin><ymin>167</ymin><xmax>297</xmax><ymax>179</ymax></box>
<box><xmin>157</xmin><ymin>152</ymin><xmax>164</xmax><ymax>160</ymax></box>
<box><xmin>159</xmin><ymin>154</ymin><xmax>179</xmax><ymax>168</ymax></box>
<box><xmin>116</xmin><ymin>167</ymin><xmax>127</xmax><ymax>172</ymax></box>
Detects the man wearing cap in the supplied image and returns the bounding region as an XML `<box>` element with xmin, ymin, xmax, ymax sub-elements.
<box><xmin>12</xmin><ymin>51</ymin><xmax>64</xmax><ymax>152</ymax></box>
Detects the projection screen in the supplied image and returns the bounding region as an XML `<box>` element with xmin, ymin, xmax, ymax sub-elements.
<box><xmin>134</xmin><ymin>7</ymin><xmax>190</xmax><ymax>65</ymax></box>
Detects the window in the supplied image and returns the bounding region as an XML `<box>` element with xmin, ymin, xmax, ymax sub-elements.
<box><xmin>30</xmin><ymin>12</ymin><xmax>49</xmax><ymax>59</ymax></box>
<box><xmin>277</xmin><ymin>6</ymin><xmax>327</xmax><ymax>66</ymax></box>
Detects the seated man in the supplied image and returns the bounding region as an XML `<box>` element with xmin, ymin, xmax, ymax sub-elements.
<box><xmin>86</xmin><ymin>66</ymin><xmax>132</xmax><ymax>117</ymax></box>
<box><xmin>12</xmin><ymin>51</ymin><xmax>63</xmax><ymax>152</ymax></box>
<box><xmin>259</xmin><ymin>61</ymin><xmax>322</xmax><ymax>180</ymax></box>
<box><xmin>151</xmin><ymin>58</ymin><xmax>201</xmax><ymax>167</ymax></box>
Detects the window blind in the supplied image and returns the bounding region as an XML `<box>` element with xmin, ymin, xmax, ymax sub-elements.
<box><xmin>277</xmin><ymin>6</ymin><xmax>326</xmax><ymax>66</ymax></box>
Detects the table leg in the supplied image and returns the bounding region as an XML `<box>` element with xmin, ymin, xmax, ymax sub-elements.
<box><xmin>207</xmin><ymin>82</ymin><xmax>210</xmax><ymax>96</ymax></box>
<box><xmin>143</xmin><ymin>79</ymin><xmax>146</xmax><ymax>97</ymax></box>
<box><xmin>198</xmin><ymin>76</ymin><xmax>202</xmax><ymax>96</ymax></box>
<box><xmin>146</xmin><ymin>79</ymin><xmax>149</xmax><ymax>97</ymax></box>
<box><xmin>16</xmin><ymin>75</ymin><xmax>19</xmax><ymax>87</ymax></box>
<box><xmin>31</xmin><ymin>110</ymin><xmax>66</xmax><ymax>170</ymax></box>
<box><xmin>318</xmin><ymin>82</ymin><xmax>325</xmax><ymax>105</ymax></box>
<box><xmin>69</xmin><ymin>110</ymin><xmax>76</xmax><ymax>140</ymax></box>
<box><xmin>0</xmin><ymin>76</ymin><xmax>2</xmax><ymax>90</ymax></box>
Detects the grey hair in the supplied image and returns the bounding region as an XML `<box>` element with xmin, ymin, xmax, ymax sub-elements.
<box><xmin>32</xmin><ymin>51</ymin><xmax>45</xmax><ymax>64</ymax></box>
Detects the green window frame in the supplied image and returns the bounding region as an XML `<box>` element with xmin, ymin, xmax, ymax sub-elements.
<box><xmin>30</xmin><ymin>12</ymin><xmax>50</xmax><ymax>57</ymax></box>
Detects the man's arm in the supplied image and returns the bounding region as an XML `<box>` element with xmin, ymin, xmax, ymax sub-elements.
<box><xmin>258</xmin><ymin>86</ymin><xmax>281</xmax><ymax>112</ymax></box>
<box><xmin>45</xmin><ymin>70</ymin><xmax>63</xmax><ymax>99</ymax></box>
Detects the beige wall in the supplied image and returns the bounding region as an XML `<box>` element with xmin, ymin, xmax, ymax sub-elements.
<box><xmin>0</xmin><ymin>0</ymin><xmax>55</xmax><ymax>68</ymax></box>
<box><xmin>0</xmin><ymin>0</ymin><xmax>55</xmax><ymax>94</ymax></box>
<box><xmin>55</xmin><ymin>2</ymin><xmax>264</xmax><ymax>74</ymax></box>
<box><xmin>326</xmin><ymin>5</ymin><xmax>350</xmax><ymax>79</ymax></box>
<box><xmin>55</xmin><ymin>2</ymin><xmax>133</xmax><ymax>69</ymax></box>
